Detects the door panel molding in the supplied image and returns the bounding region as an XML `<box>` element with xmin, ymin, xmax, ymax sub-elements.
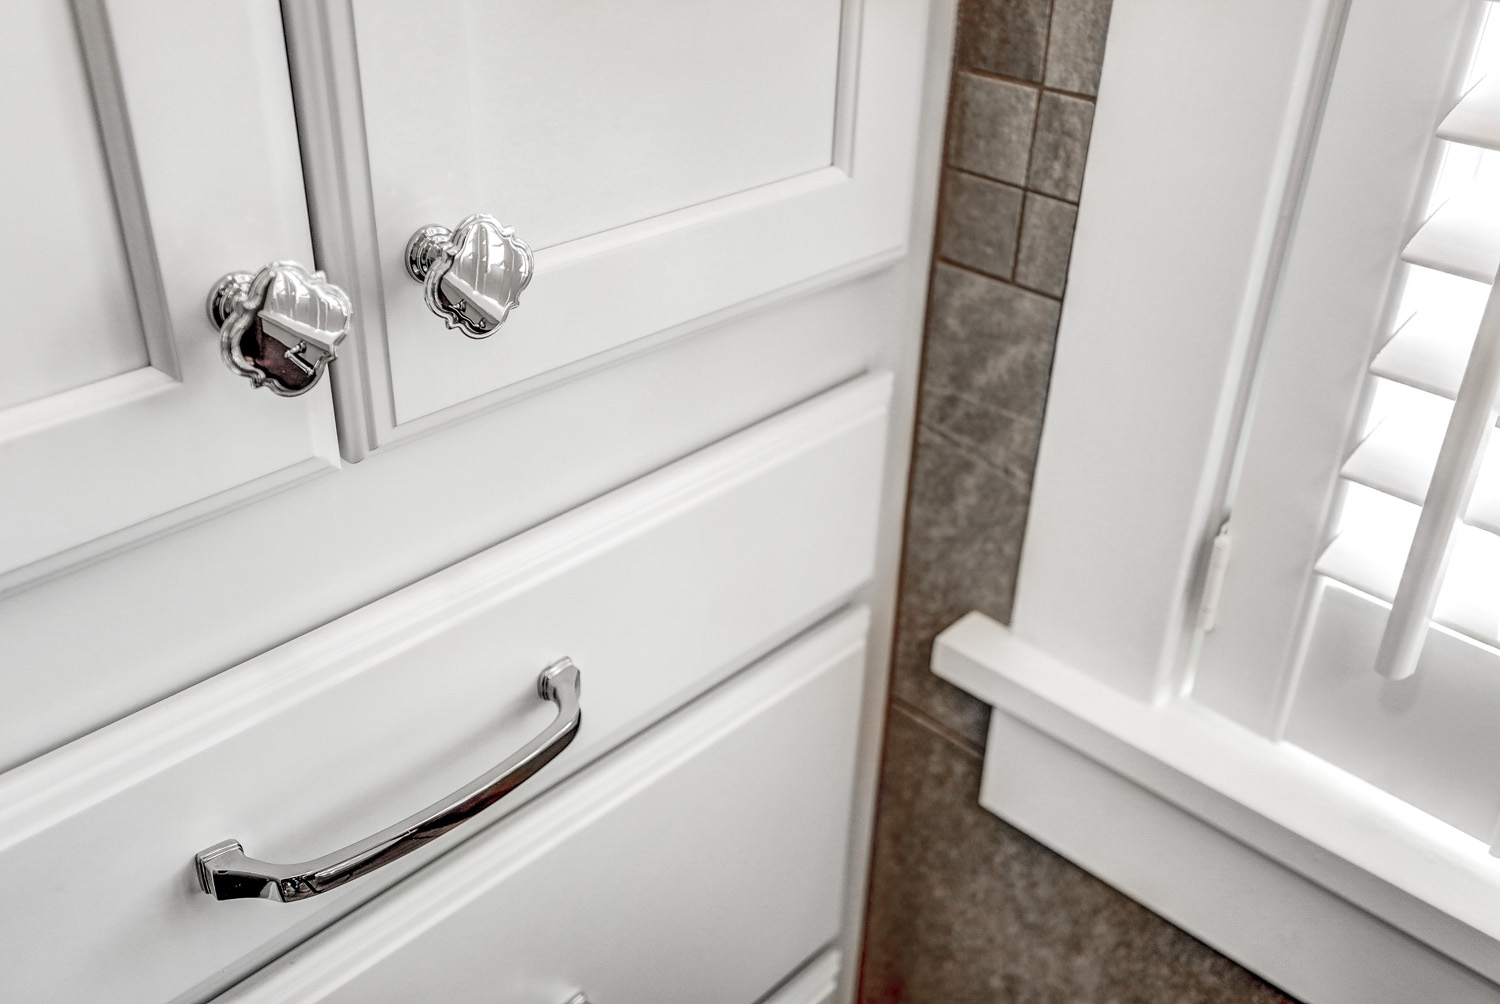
<box><xmin>0</xmin><ymin>0</ymin><xmax>341</xmax><ymax>595</ymax></box>
<box><xmin>285</xmin><ymin>0</ymin><xmax>926</xmax><ymax>460</ymax></box>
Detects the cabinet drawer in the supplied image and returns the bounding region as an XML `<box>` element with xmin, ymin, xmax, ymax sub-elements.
<box><xmin>214</xmin><ymin>610</ymin><xmax>868</xmax><ymax>1004</ymax></box>
<box><xmin>0</xmin><ymin>377</ymin><xmax>887</xmax><ymax>1004</ymax></box>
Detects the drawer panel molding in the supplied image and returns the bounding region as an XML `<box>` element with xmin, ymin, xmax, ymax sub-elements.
<box><xmin>212</xmin><ymin>610</ymin><xmax>869</xmax><ymax>1004</ymax></box>
<box><xmin>0</xmin><ymin>375</ymin><xmax>889</xmax><ymax>1004</ymax></box>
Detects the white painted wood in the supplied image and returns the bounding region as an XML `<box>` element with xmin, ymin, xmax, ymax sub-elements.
<box><xmin>1192</xmin><ymin>0</ymin><xmax>1478</xmax><ymax>728</ymax></box>
<box><xmin>1372</xmin><ymin>308</ymin><xmax>1481</xmax><ymax>400</ymax></box>
<box><xmin>1441</xmin><ymin>74</ymin><xmax>1500</xmax><ymax>151</ymax></box>
<box><xmin>0</xmin><ymin>333</ymin><xmax>880</xmax><ymax>771</ymax></box>
<box><xmin>359</xmin><ymin>1</ymin><xmax>843</xmax><ymax>252</ymax></box>
<box><xmin>0</xmin><ymin>0</ymin><xmax>341</xmax><ymax>591</ymax></box>
<box><xmin>933</xmin><ymin>611</ymin><xmax>1500</xmax><ymax>985</ymax></box>
<box><xmin>0</xmin><ymin>0</ymin><xmax>147</xmax><ymax>409</ymax></box>
<box><xmin>1376</xmin><ymin>229</ymin><xmax>1500</xmax><ymax>680</ymax></box>
<box><xmin>0</xmin><ymin>377</ymin><xmax>887</xmax><ymax>1004</ymax></box>
<box><xmin>981</xmin><ymin>710</ymin><xmax>1500</xmax><ymax>1004</ymax></box>
<box><xmin>286</xmin><ymin>0</ymin><xmax>930</xmax><ymax>451</ymax></box>
<box><xmin>1287</xmin><ymin>579</ymin><xmax>1500</xmax><ymax>841</ymax></box>
<box><xmin>210</xmin><ymin>612</ymin><xmax>868</xmax><ymax>1004</ymax></box>
<box><xmin>765</xmin><ymin>951</ymin><xmax>843</xmax><ymax>1004</ymax></box>
<box><xmin>1404</xmin><ymin>191</ymin><xmax>1500</xmax><ymax>284</ymax></box>
<box><xmin>1011</xmin><ymin>0</ymin><xmax>1340</xmax><ymax>702</ymax></box>
<box><xmin>828</xmin><ymin>4</ymin><xmax>956</xmax><ymax>1002</ymax></box>
<box><xmin>1340</xmin><ymin>379</ymin><xmax>1500</xmax><ymax>536</ymax></box>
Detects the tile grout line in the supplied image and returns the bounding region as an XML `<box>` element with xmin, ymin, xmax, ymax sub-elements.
<box><xmin>890</xmin><ymin>695</ymin><xmax>986</xmax><ymax>760</ymax></box>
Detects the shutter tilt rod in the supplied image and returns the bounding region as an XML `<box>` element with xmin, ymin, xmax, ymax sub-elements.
<box><xmin>1373</xmin><ymin>258</ymin><xmax>1500</xmax><ymax>680</ymax></box>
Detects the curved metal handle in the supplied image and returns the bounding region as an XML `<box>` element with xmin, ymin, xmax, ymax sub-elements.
<box><xmin>405</xmin><ymin>214</ymin><xmax>534</xmax><ymax>338</ymax></box>
<box><xmin>195</xmin><ymin>659</ymin><xmax>581</xmax><ymax>902</ymax></box>
<box><xmin>207</xmin><ymin>260</ymin><xmax>351</xmax><ymax>396</ymax></box>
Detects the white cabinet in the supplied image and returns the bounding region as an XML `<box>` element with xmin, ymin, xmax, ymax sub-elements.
<box><xmin>0</xmin><ymin>2</ymin><xmax>943</xmax><ymax>1002</ymax></box>
<box><xmin>0</xmin><ymin>1</ymin><xmax>338</xmax><ymax>593</ymax></box>
<box><xmin>211</xmin><ymin>612</ymin><xmax>870</xmax><ymax>1004</ymax></box>
<box><xmin>284</xmin><ymin>0</ymin><xmax>928</xmax><ymax>456</ymax></box>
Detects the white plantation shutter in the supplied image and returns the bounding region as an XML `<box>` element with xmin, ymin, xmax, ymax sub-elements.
<box><xmin>1317</xmin><ymin>18</ymin><xmax>1500</xmax><ymax>672</ymax></box>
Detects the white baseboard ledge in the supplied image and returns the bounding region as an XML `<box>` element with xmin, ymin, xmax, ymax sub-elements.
<box><xmin>933</xmin><ymin>611</ymin><xmax>1500</xmax><ymax>998</ymax></box>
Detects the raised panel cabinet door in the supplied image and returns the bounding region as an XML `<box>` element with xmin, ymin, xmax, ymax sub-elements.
<box><xmin>284</xmin><ymin>0</ymin><xmax>931</xmax><ymax>457</ymax></box>
<box><xmin>0</xmin><ymin>0</ymin><xmax>339</xmax><ymax>594</ymax></box>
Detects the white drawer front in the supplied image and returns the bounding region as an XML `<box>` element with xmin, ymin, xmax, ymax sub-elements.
<box><xmin>0</xmin><ymin>377</ymin><xmax>887</xmax><ymax>1004</ymax></box>
<box><xmin>215</xmin><ymin>611</ymin><xmax>868</xmax><ymax>1004</ymax></box>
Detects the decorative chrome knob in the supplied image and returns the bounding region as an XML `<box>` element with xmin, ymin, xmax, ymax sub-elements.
<box><xmin>405</xmin><ymin>214</ymin><xmax>534</xmax><ymax>338</ymax></box>
<box><xmin>207</xmin><ymin>261</ymin><xmax>350</xmax><ymax>396</ymax></box>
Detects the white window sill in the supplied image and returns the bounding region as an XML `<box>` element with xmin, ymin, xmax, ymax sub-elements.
<box><xmin>933</xmin><ymin>611</ymin><xmax>1500</xmax><ymax>998</ymax></box>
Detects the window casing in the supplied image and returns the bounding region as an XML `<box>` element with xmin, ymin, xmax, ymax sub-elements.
<box><xmin>935</xmin><ymin>0</ymin><xmax>1500</xmax><ymax>993</ymax></box>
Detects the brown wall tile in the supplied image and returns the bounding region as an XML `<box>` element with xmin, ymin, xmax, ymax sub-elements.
<box><xmin>948</xmin><ymin>73</ymin><xmax>1040</xmax><ymax>186</ymax></box>
<box><xmin>938</xmin><ymin>171</ymin><xmax>1025</xmax><ymax>280</ymax></box>
<box><xmin>919</xmin><ymin>264</ymin><xmax>1057</xmax><ymax>485</ymax></box>
<box><xmin>1027</xmin><ymin>91</ymin><xmax>1095</xmax><ymax>200</ymax></box>
<box><xmin>1044</xmin><ymin>0</ymin><xmax>1114</xmax><ymax>96</ymax></box>
<box><xmin>1015</xmin><ymin>193</ymin><xmax>1079</xmax><ymax>296</ymax></box>
<box><xmin>956</xmin><ymin>0</ymin><xmax>1053</xmax><ymax>82</ymax></box>
<box><xmin>890</xmin><ymin>425</ymin><xmax>1026</xmax><ymax>747</ymax></box>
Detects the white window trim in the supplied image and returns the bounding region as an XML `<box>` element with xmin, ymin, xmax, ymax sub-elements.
<box><xmin>935</xmin><ymin>0</ymin><xmax>1500</xmax><ymax>999</ymax></box>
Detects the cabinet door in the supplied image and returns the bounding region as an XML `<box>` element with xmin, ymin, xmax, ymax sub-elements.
<box><xmin>0</xmin><ymin>0</ymin><xmax>339</xmax><ymax>593</ymax></box>
<box><xmin>285</xmin><ymin>0</ymin><xmax>929</xmax><ymax>458</ymax></box>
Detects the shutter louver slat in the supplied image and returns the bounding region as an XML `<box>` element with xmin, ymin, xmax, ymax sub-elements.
<box><xmin>1371</xmin><ymin>311</ymin><xmax>1479</xmax><ymax>399</ymax></box>
<box><xmin>1372</xmin><ymin>267</ymin><xmax>1500</xmax><ymax>680</ymax></box>
<box><xmin>1400</xmin><ymin>192</ymin><xmax>1500</xmax><ymax>283</ymax></box>
<box><xmin>1341</xmin><ymin>402</ymin><xmax>1500</xmax><ymax>533</ymax></box>
<box><xmin>1438</xmin><ymin>75</ymin><xmax>1500</xmax><ymax>150</ymax></box>
<box><xmin>1312</xmin><ymin>9</ymin><xmax>1500</xmax><ymax>679</ymax></box>
<box><xmin>1316</xmin><ymin>484</ymin><xmax>1500</xmax><ymax>648</ymax></box>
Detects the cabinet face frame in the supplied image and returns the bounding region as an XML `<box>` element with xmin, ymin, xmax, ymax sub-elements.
<box><xmin>0</xmin><ymin>0</ymin><xmax>339</xmax><ymax>595</ymax></box>
<box><xmin>284</xmin><ymin>0</ymin><xmax>928</xmax><ymax>460</ymax></box>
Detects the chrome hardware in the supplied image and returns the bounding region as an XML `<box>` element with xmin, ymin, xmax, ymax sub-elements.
<box><xmin>405</xmin><ymin>214</ymin><xmax>534</xmax><ymax>338</ymax></box>
<box><xmin>195</xmin><ymin>659</ymin><xmax>582</xmax><ymax>902</ymax></box>
<box><xmin>208</xmin><ymin>261</ymin><xmax>350</xmax><ymax>396</ymax></box>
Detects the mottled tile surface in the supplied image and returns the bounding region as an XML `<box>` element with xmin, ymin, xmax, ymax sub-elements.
<box><xmin>1045</xmin><ymin>0</ymin><xmax>1114</xmax><ymax>95</ymax></box>
<box><xmin>956</xmin><ymin>0</ymin><xmax>1052</xmax><ymax>82</ymax></box>
<box><xmin>1015</xmin><ymin>193</ymin><xmax>1079</xmax><ymax>296</ymax></box>
<box><xmin>919</xmin><ymin>265</ymin><xmax>1057</xmax><ymax>485</ymax></box>
<box><xmin>890</xmin><ymin>425</ymin><xmax>1023</xmax><ymax>747</ymax></box>
<box><xmin>860</xmin><ymin>708</ymin><xmax>1302</xmax><ymax>1004</ymax></box>
<box><xmin>948</xmin><ymin>73</ymin><xmax>1040</xmax><ymax>186</ymax></box>
<box><xmin>938</xmin><ymin>172</ymin><xmax>1024</xmax><ymax>280</ymax></box>
<box><xmin>861</xmin><ymin>1</ymin><xmax>1307</xmax><ymax>1001</ymax></box>
<box><xmin>1027</xmin><ymin>91</ymin><xmax>1095</xmax><ymax>201</ymax></box>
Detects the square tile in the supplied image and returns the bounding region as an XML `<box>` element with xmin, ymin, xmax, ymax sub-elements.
<box><xmin>1045</xmin><ymin>0</ymin><xmax>1113</xmax><ymax>96</ymax></box>
<box><xmin>919</xmin><ymin>264</ymin><xmax>1059</xmax><ymax>483</ymax></box>
<box><xmin>1027</xmin><ymin>91</ymin><xmax>1095</xmax><ymax>201</ymax></box>
<box><xmin>947</xmin><ymin>73</ymin><xmax>1039</xmax><ymax>186</ymax></box>
<box><xmin>956</xmin><ymin>0</ymin><xmax>1053</xmax><ymax>82</ymax></box>
<box><xmin>891</xmin><ymin>424</ymin><xmax>1026</xmax><ymax>746</ymax></box>
<box><xmin>938</xmin><ymin>171</ymin><xmax>1024</xmax><ymax>280</ymax></box>
<box><xmin>1015</xmin><ymin>192</ymin><xmax>1079</xmax><ymax>296</ymax></box>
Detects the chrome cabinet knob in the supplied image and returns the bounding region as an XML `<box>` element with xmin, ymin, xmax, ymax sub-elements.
<box><xmin>405</xmin><ymin>214</ymin><xmax>534</xmax><ymax>338</ymax></box>
<box><xmin>208</xmin><ymin>261</ymin><xmax>350</xmax><ymax>396</ymax></box>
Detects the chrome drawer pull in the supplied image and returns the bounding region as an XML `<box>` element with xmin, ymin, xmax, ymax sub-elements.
<box><xmin>405</xmin><ymin>214</ymin><xmax>534</xmax><ymax>337</ymax></box>
<box><xmin>195</xmin><ymin>659</ymin><xmax>581</xmax><ymax>902</ymax></box>
<box><xmin>207</xmin><ymin>260</ymin><xmax>351</xmax><ymax>396</ymax></box>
